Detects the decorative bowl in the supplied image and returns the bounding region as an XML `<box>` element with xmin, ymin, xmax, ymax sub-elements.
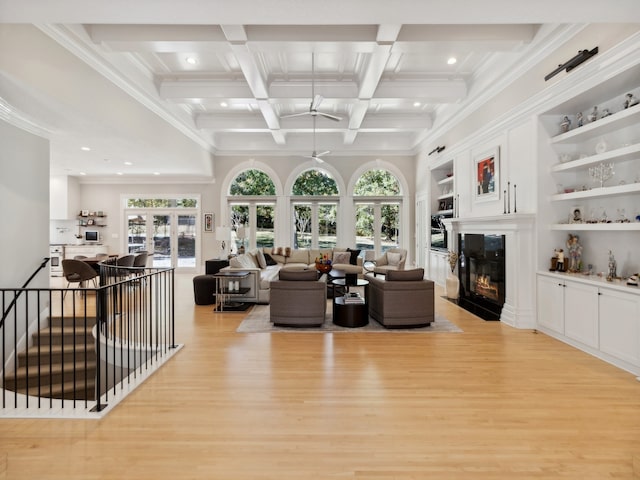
<box><xmin>315</xmin><ymin>262</ymin><xmax>332</xmax><ymax>274</ymax></box>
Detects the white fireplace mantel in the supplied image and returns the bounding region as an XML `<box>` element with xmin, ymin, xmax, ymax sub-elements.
<box><xmin>442</xmin><ymin>214</ymin><xmax>536</xmax><ymax>329</ymax></box>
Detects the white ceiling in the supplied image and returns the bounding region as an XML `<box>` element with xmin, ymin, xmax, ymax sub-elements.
<box><xmin>0</xmin><ymin>0</ymin><xmax>637</xmax><ymax>180</ymax></box>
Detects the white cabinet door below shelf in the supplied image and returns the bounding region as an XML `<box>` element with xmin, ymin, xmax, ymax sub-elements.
<box><xmin>429</xmin><ymin>251</ymin><xmax>448</xmax><ymax>286</ymax></box>
<box><xmin>537</xmin><ymin>275</ymin><xmax>565</xmax><ymax>334</ymax></box>
<box><xmin>563</xmin><ymin>281</ymin><xmax>599</xmax><ymax>348</ymax></box>
<box><xmin>599</xmin><ymin>288</ymin><xmax>640</xmax><ymax>367</ymax></box>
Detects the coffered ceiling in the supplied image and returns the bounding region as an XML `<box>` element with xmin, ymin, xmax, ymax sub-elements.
<box><xmin>0</xmin><ymin>0</ymin><xmax>637</xmax><ymax>180</ymax></box>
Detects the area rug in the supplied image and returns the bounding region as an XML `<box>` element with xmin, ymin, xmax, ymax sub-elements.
<box><xmin>236</xmin><ymin>303</ymin><xmax>462</xmax><ymax>333</ymax></box>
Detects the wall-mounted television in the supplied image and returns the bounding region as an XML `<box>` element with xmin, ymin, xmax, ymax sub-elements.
<box><xmin>84</xmin><ymin>230</ymin><xmax>100</xmax><ymax>243</ymax></box>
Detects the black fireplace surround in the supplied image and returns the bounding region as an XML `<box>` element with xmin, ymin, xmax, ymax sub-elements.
<box><xmin>457</xmin><ymin>233</ymin><xmax>506</xmax><ymax>321</ymax></box>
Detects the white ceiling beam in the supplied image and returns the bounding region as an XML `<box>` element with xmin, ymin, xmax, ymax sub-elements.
<box><xmin>344</xmin><ymin>24</ymin><xmax>400</xmax><ymax>144</ymax></box>
<box><xmin>257</xmin><ymin>99</ymin><xmax>286</xmax><ymax>144</ymax></box>
<box><xmin>221</xmin><ymin>26</ymin><xmax>285</xmax><ymax>145</ymax></box>
<box><xmin>269</xmin><ymin>81</ymin><xmax>358</xmax><ymax>99</ymax></box>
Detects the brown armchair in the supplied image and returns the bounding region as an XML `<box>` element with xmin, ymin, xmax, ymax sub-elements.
<box><xmin>269</xmin><ymin>270</ymin><xmax>327</xmax><ymax>327</ymax></box>
<box><xmin>367</xmin><ymin>268</ymin><xmax>434</xmax><ymax>328</ymax></box>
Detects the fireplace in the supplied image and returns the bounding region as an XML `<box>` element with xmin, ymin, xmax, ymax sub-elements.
<box><xmin>457</xmin><ymin>233</ymin><xmax>506</xmax><ymax>320</ymax></box>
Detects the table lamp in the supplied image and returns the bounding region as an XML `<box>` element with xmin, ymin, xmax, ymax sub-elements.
<box><xmin>216</xmin><ymin>226</ymin><xmax>230</xmax><ymax>259</ymax></box>
<box><xmin>237</xmin><ymin>226</ymin><xmax>250</xmax><ymax>254</ymax></box>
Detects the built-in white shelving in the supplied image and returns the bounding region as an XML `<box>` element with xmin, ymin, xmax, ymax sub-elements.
<box><xmin>549</xmin><ymin>223</ymin><xmax>640</xmax><ymax>231</ymax></box>
<box><xmin>550</xmin><ymin>182</ymin><xmax>640</xmax><ymax>201</ymax></box>
<box><xmin>551</xmin><ymin>143</ymin><xmax>640</xmax><ymax>173</ymax></box>
<box><xmin>550</xmin><ymin>103</ymin><xmax>640</xmax><ymax>144</ymax></box>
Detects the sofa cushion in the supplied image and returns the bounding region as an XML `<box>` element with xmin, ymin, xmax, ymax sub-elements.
<box><xmin>347</xmin><ymin>248</ymin><xmax>361</xmax><ymax>265</ymax></box>
<box><xmin>287</xmin><ymin>249</ymin><xmax>309</xmax><ymax>264</ymax></box>
<box><xmin>230</xmin><ymin>253</ymin><xmax>259</xmax><ymax>269</ymax></box>
<box><xmin>263</xmin><ymin>252</ymin><xmax>278</xmax><ymax>266</ymax></box>
<box><xmin>386</xmin><ymin>268</ymin><xmax>425</xmax><ymax>281</ymax></box>
<box><xmin>266</xmin><ymin>247</ymin><xmax>287</xmax><ymax>264</ymax></box>
<box><xmin>387</xmin><ymin>252</ymin><xmax>402</xmax><ymax>266</ymax></box>
<box><xmin>250</xmin><ymin>248</ymin><xmax>267</xmax><ymax>269</ymax></box>
<box><xmin>333</xmin><ymin>251</ymin><xmax>351</xmax><ymax>265</ymax></box>
<box><xmin>278</xmin><ymin>269</ymin><xmax>318</xmax><ymax>281</ymax></box>
<box><xmin>273</xmin><ymin>246</ymin><xmax>291</xmax><ymax>257</ymax></box>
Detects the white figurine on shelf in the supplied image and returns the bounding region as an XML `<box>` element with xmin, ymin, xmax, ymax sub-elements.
<box><xmin>587</xmin><ymin>106</ymin><xmax>598</xmax><ymax>122</ymax></box>
<box><xmin>576</xmin><ymin>112</ymin><xmax>583</xmax><ymax>127</ymax></box>
<box><xmin>624</xmin><ymin>93</ymin><xmax>638</xmax><ymax>109</ymax></box>
<box><xmin>560</xmin><ymin>116</ymin><xmax>571</xmax><ymax>133</ymax></box>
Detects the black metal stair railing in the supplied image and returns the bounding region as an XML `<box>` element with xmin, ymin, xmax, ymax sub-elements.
<box><xmin>1</xmin><ymin>261</ymin><xmax>176</xmax><ymax>413</ymax></box>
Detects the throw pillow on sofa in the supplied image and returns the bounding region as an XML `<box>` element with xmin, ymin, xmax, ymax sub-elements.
<box><xmin>347</xmin><ymin>248</ymin><xmax>361</xmax><ymax>265</ymax></box>
<box><xmin>278</xmin><ymin>269</ymin><xmax>317</xmax><ymax>281</ymax></box>
<box><xmin>263</xmin><ymin>253</ymin><xmax>278</xmax><ymax>266</ymax></box>
<box><xmin>386</xmin><ymin>268</ymin><xmax>424</xmax><ymax>281</ymax></box>
<box><xmin>387</xmin><ymin>252</ymin><xmax>402</xmax><ymax>266</ymax></box>
<box><xmin>332</xmin><ymin>252</ymin><xmax>351</xmax><ymax>265</ymax></box>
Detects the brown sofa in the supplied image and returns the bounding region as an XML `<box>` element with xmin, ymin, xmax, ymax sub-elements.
<box><xmin>366</xmin><ymin>268</ymin><xmax>434</xmax><ymax>328</ymax></box>
<box><xmin>269</xmin><ymin>270</ymin><xmax>327</xmax><ymax>327</ymax></box>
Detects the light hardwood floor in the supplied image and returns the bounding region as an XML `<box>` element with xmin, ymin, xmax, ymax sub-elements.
<box><xmin>2</xmin><ymin>273</ymin><xmax>640</xmax><ymax>479</ymax></box>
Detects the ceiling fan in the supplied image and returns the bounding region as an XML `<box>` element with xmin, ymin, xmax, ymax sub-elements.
<box><xmin>304</xmin><ymin>116</ymin><xmax>330</xmax><ymax>162</ymax></box>
<box><xmin>281</xmin><ymin>53</ymin><xmax>342</xmax><ymax>122</ymax></box>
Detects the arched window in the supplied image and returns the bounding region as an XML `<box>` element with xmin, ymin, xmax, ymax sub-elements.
<box><xmin>228</xmin><ymin>169</ymin><xmax>277</xmax><ymax>251</ymax></box>
<box><xmin>291</xmin><ymin>169</ymin><xmax>339</xmax><ymax>249</ymax></box>
<box><xmin>353</xmin><ymin>169</ymin><xmax>402</xmax><ymax>255</ymax></box>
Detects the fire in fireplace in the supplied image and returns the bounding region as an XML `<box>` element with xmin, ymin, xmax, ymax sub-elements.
<box><xmin>457</xmin><ymin>233</ymin><xmax>506</xmax><ymax>320</ymax></box>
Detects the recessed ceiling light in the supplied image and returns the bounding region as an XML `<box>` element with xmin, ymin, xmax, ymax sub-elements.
<box><xmin>124</xmin><ymin>161</ymin><xmax>133</xmax><ymax>166</ymax></box>
<box><xmin>185</xmin><ymin>56</ymin><xmax>198</xmax><ymax>65</ymax></box>
<box><xmin>153</xmin><ymin>172</ymin><xmax>160</xmax><ymax>176</ymax></box>
<box><xmin>116</xmin><ymin>172</ymin><xmax>123</xmax><ymax>176</ymax></box>
<box><xmin>81</xmin><ymin>146</ymin><xmax>91</xmax><ymax>151</ymax></box>
<box><xmin>447</xmin><ymin>57</ymin><xmax>457</xmax><ymax>65</ymax></box>
<box><xmin>79</xmin><ymin>172</ymin><xmax>87</xmax><ymax>176</ymax></box>
<box><xmin>220</xmin><ymin>101</ymin><xmax>228</xmax><ymax>107</ymax></box>
<box><xmin>413</xmin><ymin>102</ymin><xmax>421</xmax><ymax>107</ymax></box>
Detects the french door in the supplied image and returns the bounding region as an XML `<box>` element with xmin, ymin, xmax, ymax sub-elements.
<box><xmin>126</xmin><ymin>210</ymin><xmax>198</xmax><ymax>271</ymax></box>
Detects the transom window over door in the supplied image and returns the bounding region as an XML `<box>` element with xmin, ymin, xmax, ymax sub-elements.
<box><xmin>291</xmin><ymin>169</ymin><xmax>339</xmax><ymax>249</ymax></box>
<box><xmin>228</xmin><ymin>169</ymin><xmax>276</xmax><ymax>251</ymax></box>
<box><xmin>353</xmin><ymin>169</ymin><xmax>402</xmax><ymax>255</ymax></box>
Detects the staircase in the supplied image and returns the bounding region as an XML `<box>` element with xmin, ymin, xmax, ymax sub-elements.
<box><xmin>4</xmin><ymin>316</ymin><xmax>97</xmax><ymax>401</ymax></box>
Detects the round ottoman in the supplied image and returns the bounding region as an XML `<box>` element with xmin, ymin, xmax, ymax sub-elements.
<box><xmin>193</xmin><ymin>275</ymin><xmax>216</xmax><ymax>305</ymax></box>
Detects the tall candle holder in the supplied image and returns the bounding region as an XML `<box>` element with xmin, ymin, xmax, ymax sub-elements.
<box><xmin>588</xmin><ymin>162</ymin><xmax>614</xmax><ymax>188</ymax></box>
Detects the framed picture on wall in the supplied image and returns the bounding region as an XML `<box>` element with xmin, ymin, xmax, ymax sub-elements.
<box><xmin>204</xmin><ymin>213</ymin><xmax>214</xmax><ymax>232</ymax></box>
<box><xmin>474</xmin><ymin>146</ymin><xmax>500</xmax><ymax>203</ymax></box>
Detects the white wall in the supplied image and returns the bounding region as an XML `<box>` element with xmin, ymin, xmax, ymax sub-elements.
<box><xmin>0</xmin><ymin>120</ymin><xmax>50</xmax><ymax>288</ymax></box>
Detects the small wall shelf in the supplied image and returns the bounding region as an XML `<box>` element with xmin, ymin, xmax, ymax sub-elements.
<box><xmin>549</xmin><ymin>223</ymin><xmax>640</xmax><ymax>231</ymax></box>
<box><xmin>550</xmin><ymin>104</ymin><xmax>640</xmax><ymax>144</ymax></box>
<box><xmin>550</xmin><ymin>182</ymin><xmax>640</xmax><ymax>201</ymax></box>
<box><xmin>551</xmin><ymin>143</ymin><xmax>640</xmax><ymax>173</ymax></box>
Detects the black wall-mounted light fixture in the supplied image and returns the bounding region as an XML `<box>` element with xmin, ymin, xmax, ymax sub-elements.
<box><xmin>544</xmin><ymin>47</ymin><xmax>599</xmax><ymax>81</ymax></box>
<box><xmin>428</xmin><ymin>146</ymin><xmax>446</xmax><ymax>156</ymax></box>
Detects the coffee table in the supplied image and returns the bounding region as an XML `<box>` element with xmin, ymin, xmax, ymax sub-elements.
<box><xmin>332</xmin><ymin>278</ymin><xmax>369</xmax><ymax>328</ymax></box>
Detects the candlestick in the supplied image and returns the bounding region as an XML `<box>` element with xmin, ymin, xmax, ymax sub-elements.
<box><xmin>514</xmin><ymin>184</ymin><xmax>517</xmax><ymax>213</ymax></box>
<box><xmin>507</xmin><ymin>181</ymin><xmax>511</xmax><ymax>214</ymax></box>
<box><xmin>503</xmin><ymin>190</ymin><xmax>507</xmax><ymax>214</ymax></box>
